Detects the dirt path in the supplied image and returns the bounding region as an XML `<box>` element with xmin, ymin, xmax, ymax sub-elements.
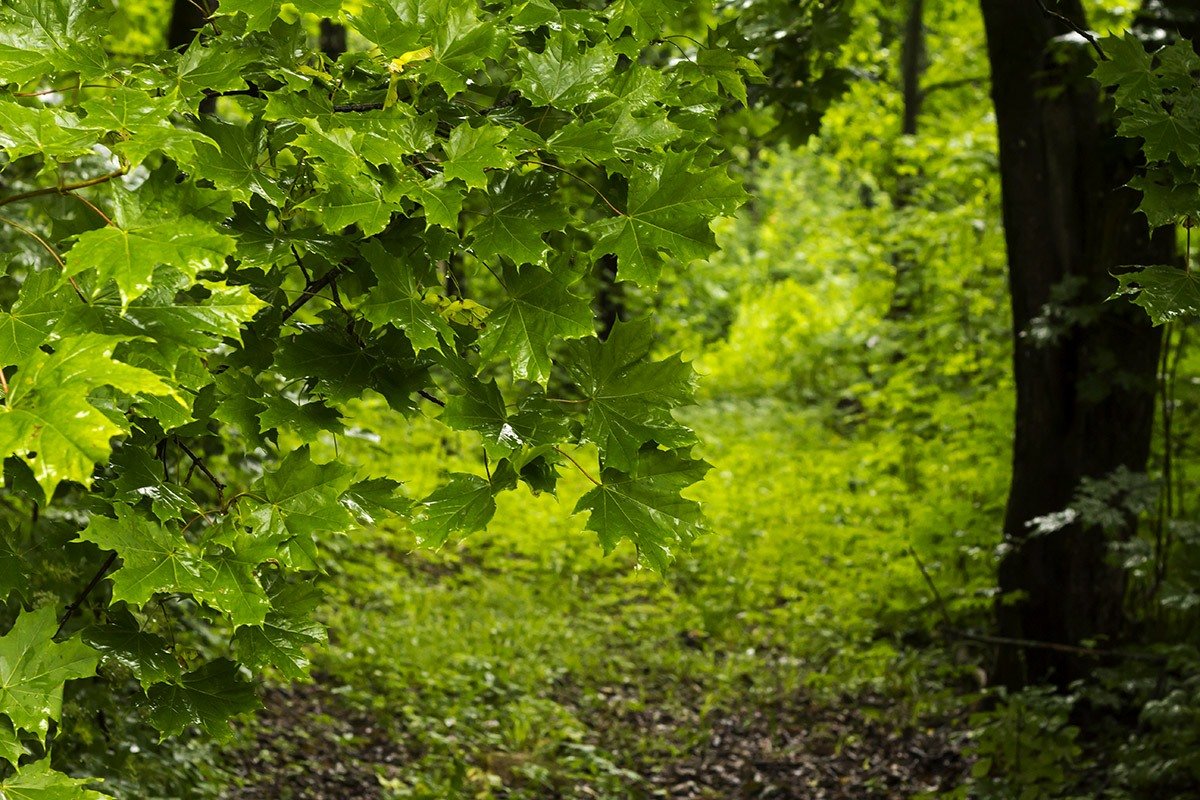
<box><xmin>222</xmin><ymin>680</ymin><xmax>969</xmax><ymax>799</ymax></box>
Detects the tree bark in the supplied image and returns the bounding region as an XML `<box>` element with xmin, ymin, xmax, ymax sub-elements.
<box><xmin>980</xmin><ymin>0</ymin><xmax>1175</xmax><ymax>688</ymax></box>
<box><xmin>169</xmin><ymin>0</ymin><xmax>217</xmax><ymax>114</ymax></box>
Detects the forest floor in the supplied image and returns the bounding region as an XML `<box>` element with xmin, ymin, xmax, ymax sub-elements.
<box><xmin>217</xmin><ymin>399</ymin><xmax>1003</xmax><ymax>799</ymax></box>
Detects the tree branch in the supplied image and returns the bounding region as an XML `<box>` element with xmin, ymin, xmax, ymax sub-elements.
<box><xmin>281</xmin><ymin>267</ymin><xmax>343</xmax><ymax>322</ymax></box>
<box><xmin>1035</xmin><ymin>0</ymin><xmax>1107</xmax><ymax>61</ymax></box>
<box><xmin>55</xmin><ymin>552</ymin><xmax>117</xmax><ymax>638</ymax></box>
<box><xmin>0</xmin><ymin>168</ymin><xmax>127</xmax><ymax>209</ymax></box>
<box><xmin>173</xmin><ymin>437</ymin><xmax>226</xmax><ymax>505</ymax></box>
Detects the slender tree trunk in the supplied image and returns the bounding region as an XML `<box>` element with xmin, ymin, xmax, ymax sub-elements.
<box><xmin>169</xmin><ymin>0</ymin><xmax>217</xmax><ymax>113</ymax></box>
<box><xmin>900</xmin><ymin>0</ymin><xmax>925</xmax><ymax>138</ymax></box>
<box><xmin>980</xmin><ymin>0</ymin><xmax>1174</xmax><ymax>688</ymax></box>
<box><xmin>595</xmin><ymin>253</ymin><xmax>626</xmax><ymax>340</ymax></box>
<box><xmin>886</xmin><ymin>0</ymin><xmax>927</xmax><ymax>321</ymax></box>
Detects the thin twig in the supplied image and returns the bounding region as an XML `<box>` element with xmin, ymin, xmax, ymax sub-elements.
<box><xmin>0</xmin><ymin>214</ymin><xmax>88</xmax><ymax>302</ymax></box>
<box><xmin>553</xmin><ymin>446</ymin><xmax>601</xmax><ymax>487</ymax></box>
<box><xmin>55</xmin><ymin>552</ymin><xmax>118</xmax><ymax>638</ymax></box>
<box><xmin>1035</xmin><ymin>0</ymin><xmax>1107</xmax><ymax>61</ymax></box>
<box><xmin>173</xmin><ymin>437</ymin><xmax>226</xmax><ymax>505</ymax></box>
<box><xmin>281</xmin><ymin>267</ymin><xmax>342</xmax><ymax>322</ymax></box>
<box><xmin>0</xmin><ymin>168</ymin><xmax>126</xmax><ymax>208</ymax></box>
<box><xmin>418</xmin><ymin>389</ymin><xmax>446</xmax><ymax>407</ymax></box>
<box><xmin>907</xmin><ymin>545</ymin><xmax>1164</xmax><ymax>664</ymax></box>
<box><xmin>524</xmin><ymin>159</ymin><xmax>625</xmax><ymax>217</ymax></box>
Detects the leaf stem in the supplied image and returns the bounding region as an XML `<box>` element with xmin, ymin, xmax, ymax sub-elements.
<box><xmin>553</xmin><ymin>446</ymin><xmax>601</xmax><ymax>486</ymax></box>
<box><xmin>0</xmin><ymin>214</ymin><xmax>88</xmax><ymax>303</ymax></box>
<box><xmin>523</xmin><ymin>159</ymin><xmax>625</xmax><ymax>217</ymax></box>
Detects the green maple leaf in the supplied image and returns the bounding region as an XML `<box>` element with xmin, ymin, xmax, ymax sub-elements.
<box><xmin>411</xmin><ymin>473</ymin><xmax>497</xmax><ymax>547</ymax></box>
<box><xmin>0</xmin><ymin>759</ymin><xmax>109</xmax><ymax>800</ymax></box>
<box><xmin>440</xmin><ymin>378</ymin><xmax>520</xmax><ymax>456</ymax></box>
<box><xmin>304</xmin><ymin>180</ymin><xmax>396</xmax><ymax>236</ymax></box>
<box><xmin>233</xmin><ymin>583</ymin><xmax>326</xmax><ymax>680</ymax></box>
<box><xmin>79</xmin><ymin>89</ymin><xmax>209</xmax><ymax>167</ymax></box>
<box><xmin>0</xmin><ymin>102</ymin><xmax>95</xmax><ymax>160</ymax></box>
<box><xmin>0</xmin><ymin>271</ymin><xmax>75</xmax><ymax>367</ymax></box>
<box><xmin>562</xmin><ymin>320</ymin><xmax>696</xmax><ymax>470</ymax></box>
<box><xmin>1129</xmin><ymin>170</ymin><xmax>1200</xmax><ymax>228</ymax></box>
<box><xmin>574</xmin><ymin>447</ymin><xmax>709</xmax><ymax>571</ymax></box>
<box><xmin>423</xmin><ymin>4</ymin><xmax>506</xmax><ymax>97</ymax></box>
<box><xmin>476</xmin><ymin>263</ymin><xmax>593</xmax><ymax>384</ymax></box>
<box><xmin>591</xmin><ymin>151</ymin><xmax>746</xmax><ymax>286</ymax></box>
<box><xmin>443</xmin><ymin>122</ymin><xmax>515</xmax><ymax>189</ymax></box>
<box><xmin>0</xmin><ymin>608</ymin><xmax>98</xmax><ymax>737</ymax></box>
<box><xmin>75</xmin><ymin>506</ymin><xmax>207</xmax><ymax>608</ymax></box>
<box><xmin>392</xmin><ymin>174</ymin><xmax>463</xmax><ymax>231</ymax></box>
<box><xmin>66</xmin><ymin>218</ymin><xmax>237</xmax><ymax>306</ymax></box>
<box><xmin>342</xmin><ymin>478</ymin><xmax>412</xmax><ymax>525</ymax></box>
<box><xmin>145</xmin><ymin>659</ymin><xmax>258</xmax><ymax>741</ymax></box>
<box><xmin>194</xmin><ymin>543</ymin><xmax>272</xmax><ymax>627</ymax></box>
<box><xmin>105</xmin><ymin>446</ymin><xmax>193</xmax><ymax>523</ymax></box>
<box><xmin>0</xmin><ymin>0</ymin><xmax>110</xmax><ymax>83</ymax></box>
<box><xmin>605</xmin><ymin>0</ymin><xmax>690</xmax><ymax>40</ymax></box>
<box><xmin>273</xmin><ymin>323</ymin><xmax>430</xmax><ymax>413</ymax></box>
<box><xmin>359</xmin><ymin>240</ymin><xmax>456</xmax><ymax>353</ymax></box>
<box><xmin>243</xmin><ymin>447</ymin><xmax>355</xmax><ymax>569</ymax></box>
<box><xmin>191</xmin><ymin>119</ymin><xmax>282</xmax><ymax>205</ymax></box>
<box><xmin>1112</xmin><ymin>265</ymin><xmax>1200</xmax><ymax>325</ymax></box>
<box><xmin>83</xmin><ymin>616</ymin><xmax>181</xmax><ymax>690</ymax></box>
<box><xmin>468</xmin><ymin>173</ymin><xmax>572</xmax><ymax>265</ymax></box>
<box><xmin>1093</xmin><ymin>33</ymin><xmax>1155</xmax><ymax>105</ymax></box>
<box><xmin>258</xmin><ymin>394</ymin><xmax>344</xmax><ymax>439</ymax></box>
<box><xmin>174</xmin><ymin>37</ymin><xmax>257</xmax><ymax>98</ymax></box>
<box><xmin>0</xmin><ymin>335</ymin><xmax>184</xmax><ymax>497</ymax></box>
<box><xmin>516</xmin><ymin>28</ymin><xmax>615</xmax><ymax>108</ymax></box>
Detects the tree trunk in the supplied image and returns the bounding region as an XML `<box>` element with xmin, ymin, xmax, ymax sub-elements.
<box><xmin>980</xmin><ymin>0</ymin><xmax>1174</xmax><ymax>688</ymax></box>
<box><xmin>319</xmin><ymin>19</ymin><xmax>347</xmax><ymax>60</ymax></box>
<box><xmin>169</xmin><ymin>0</ymin><xmax>217</xmax><ymax>113</ymax></box>
<box><xmin>900</xmin><ymin>0</ymin><xmax>925</xmax><ymax>138</ymax></box>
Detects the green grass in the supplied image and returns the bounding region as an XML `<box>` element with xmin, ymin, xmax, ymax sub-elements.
<box><xmin>230</xmin><ymin>384</ymin><xmax>1009</xmax><ymax>798</ymax></box>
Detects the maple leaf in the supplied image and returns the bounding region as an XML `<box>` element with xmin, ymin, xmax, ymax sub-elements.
<box><xmin>591</xmin><ymin>152</ymin><xmax>746</xmax><ymax>286</ymax></box>
<box><xmin>562</xmin><ymin>320</ymin><xmax>697</xmax><ymax>470</ymax></box>
<box><xmin>0</xmin><ymin>758</ymin><xmax>110</xmax><ymax>800</ymax></box>
<box><xmin>468</xmin><ymin>173</ymin><xmax>572</xmax><ymax>266</ymax></box>
<box><xmin>443</xmin><ymin>122</ymin><xmax>515</xmax><ymax>189</ymax></box>
<box><xmin>0</xmin><ymin>335</ymin><xmax>184</xmax><ymax>497</ymax></box>
<box><xmin>144</xmin><ymin>659</ymin><xmax>259</xmax><ymax>741</ymax></box>
<box><xmin>359</xmin><ymin>240</ymin><xmax>456</xmax><ymax>353</ymax></box>
<box><xmin>0</xmin><ymin>608</ymin><xmax>98</xmax><ymax>738</ymax></box>
<box><xmin>75</xmin><ymin>506</ymin><xmax>207</xmax><ymax>608</ymax></box>
<box><xmin>574</xmin><ymin>448</ymin><xmax>710</xmax><ymax>571</ymax></box>
<box><xmin>411</xmin><ymin>473</ymin><xmax>497</xmax><ymax>547</ymax></box>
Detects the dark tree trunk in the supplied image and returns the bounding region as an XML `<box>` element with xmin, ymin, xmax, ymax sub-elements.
<box><xmin>319</xmin><ymin>19</ymin><xmax>347</xmax><ymax>60</ymax></box>
<box><xmin>169</xmin><ymin>0</ymin><xmax>217</xmax><ymax>114</ymax></box>
<box><xmin>900</xmin><ymin>0</ymin><xmax>925</xmax><ymax>138</ymax></box>
<box><xmin>595</xmin><ymin>253</ymin><xmax>626</xmax><ymax>340</ymax></box>
<box><xmin>980</xmin><ymin>0</ymin><xmax>1175</xmax><ymax>688</ymax></box>
<box><xmin>886</xmin><ymin>0</ymin><xmax>927</xmax><ymax>321</ymax></box>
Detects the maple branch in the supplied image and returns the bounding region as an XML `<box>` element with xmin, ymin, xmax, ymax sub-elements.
<box><xmin>1035</xmin><ymin>0</ymin><xmax>1106</xmax><ymax>61</ymax></box>
<box><xmin>419</xmin><ymin>389</ymin><xmax>446</xmax><ymax>407</ymax></box>
<box><xmin>0</xmin><ymin>168</ymin><xmax>127</xmax><ymax>209</ymax></box>
<box><xmin>0</xmin><ymin>214</ymin><xmax>88</xmax><ymax>303</ymax></box>
<box><xmin>553</xmin><ymin>446</ymin><xmax>601</xmax><ymax>487</ymax></box>
<box><xmin>333</xmin><ymin>101</ymin><xmax>385</xmax><ymax>112</ymax></box>
<box><xmin>174</xmin><ymin>437</ymin><xmax>226</xmax><ymax>505</ymax></box>
<box><xmin>55</xmin><ymin>552</ymin><xmax>118</xmax><ymax>638</ymax></box>
<box><xmin>281</xmin><ymin>266</ymin><xmax>343</xmax><ymax>322</ymax></box>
